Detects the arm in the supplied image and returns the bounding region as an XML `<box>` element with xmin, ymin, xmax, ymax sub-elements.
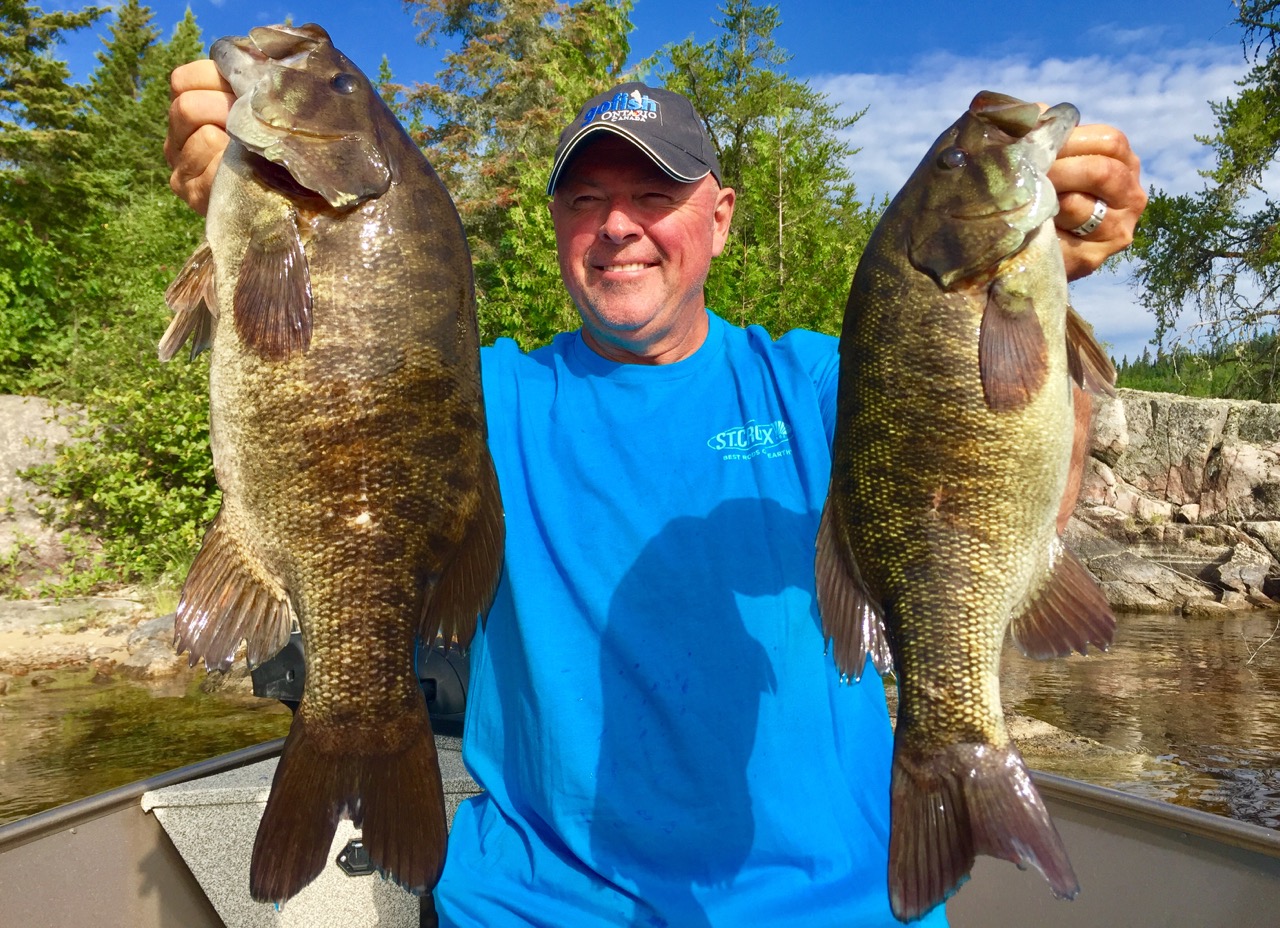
<box><xmin>164</xmin><ymin>59</ymin><xmax>235</xmax><ymax>217</ymax></box>
<box><xmin>1049</xmin><ymin>123</ymin><xmax>1147</xmax><ymax>281</ymax></box>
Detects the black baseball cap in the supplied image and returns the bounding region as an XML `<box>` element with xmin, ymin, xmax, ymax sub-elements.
<box><xmin>546</xmin><ymin>82</ymin><xmax>723</xmax><ymax>195</ymax></box>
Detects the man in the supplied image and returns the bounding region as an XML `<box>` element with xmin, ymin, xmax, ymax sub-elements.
<box><xmin>167</xmin><ymin>64</ymin><xmax>1146</xmax><ymax>927</ymax></box>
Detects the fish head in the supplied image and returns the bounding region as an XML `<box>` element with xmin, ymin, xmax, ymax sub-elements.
<box><xmin>212</xmin><ymin>23</ymin><xmax>393</xmax><ymax>209</ymax></box>
<box><xmin>905</xmin><ymin>91</ymin><xmax>1080</xmax><ymax>289</ymax></box>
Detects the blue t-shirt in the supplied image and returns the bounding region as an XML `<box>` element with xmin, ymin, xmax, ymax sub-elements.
<box><xmin>435</xmin><ymin>312</ymin><xmax>947</xmax><ymax>927</ymax></box>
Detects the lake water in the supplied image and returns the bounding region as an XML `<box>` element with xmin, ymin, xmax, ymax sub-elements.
<box><xmin>1</xmin><ymin>611</ymin><xmax>1277</xmax><ymax>831</ymax></box>
<box><xmin>1003</xmin><ymin>610</ymin><xmax>1280</xmax><ymax>830</ymax></box>
<box><xmin>0</xmin><ymin>670</ymin><xmax>291</xmax><ymax>827</ymax></box>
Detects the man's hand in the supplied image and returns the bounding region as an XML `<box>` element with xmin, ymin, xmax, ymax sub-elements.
<box><xmin>165</xmin><ymin>59</ymin><xmax>234</xmax><ymax>216</ymax></box>
<box><xmin>1050</xmin><ymin>123</ymin><xmax>1147</xmax><ymax>281</ymax></box>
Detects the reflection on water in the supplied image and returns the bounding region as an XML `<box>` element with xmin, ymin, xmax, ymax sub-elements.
<box><xmin>1002</xmin><ymin>611</ymin><xmax>1280</xmax><ymax>830</ymax></box>
<box><xmin>2</xmin><ymin>613</ymin><xmax>1277</xmax><ymax>832</ymax></box>
<box><xmin>0</xmin><ymin>669</ymin><xmax>291</xmax><ymax>827</ymax></box>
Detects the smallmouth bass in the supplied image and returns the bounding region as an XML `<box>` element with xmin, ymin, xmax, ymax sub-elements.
<box><xmin>815</xmin><ymin>91</ymin><xmax>1117</xmax><ymax>922</ymax></box>
<box><xmin>160</xmin><ymin>23</ymin><xmax>503</xmax><ymax>904</ymax></box>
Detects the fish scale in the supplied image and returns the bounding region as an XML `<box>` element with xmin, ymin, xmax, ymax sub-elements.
<box><xmin>815</xmin><ymin>91</ymin><xmax>1117</xmax><ymax>922</ymax></box>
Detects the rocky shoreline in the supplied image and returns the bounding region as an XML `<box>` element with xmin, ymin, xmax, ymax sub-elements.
<box><xmin>4</xmin><ymin>388</ymin><xmax>1278</xmax><ymax>771</ymax></box>
<box><xmin>0</xmin><ymin>600</ymin><xmax>254</xmax><ymax>699</ymax></box>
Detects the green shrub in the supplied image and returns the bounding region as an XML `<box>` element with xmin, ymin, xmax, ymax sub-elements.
<box><xmin>21</xmin><ymin>189</ymin><xmax>217</xmax><ymax>587</ymax></box>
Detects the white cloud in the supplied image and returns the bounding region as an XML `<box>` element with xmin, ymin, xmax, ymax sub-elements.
<box><xmin>810</xmin><ymin>43</ymin><xmax>1253</xmax><ymax>361</ymax></box>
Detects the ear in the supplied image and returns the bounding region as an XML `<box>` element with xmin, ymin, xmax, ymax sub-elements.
<box><xmin>711</xmin><ymin>184</ymin><xmax>736</xmax><ymax>256</ymax></box>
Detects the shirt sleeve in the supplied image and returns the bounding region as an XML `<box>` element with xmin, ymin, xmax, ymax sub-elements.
<box><xmin>770</xmin><ymin>328</ymin><xmax>840</xmax><ymax>450</ymax></box>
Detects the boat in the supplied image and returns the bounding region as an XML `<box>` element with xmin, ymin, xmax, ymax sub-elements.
<box><xmin>3</xmin><ymin>644</ymin><xmax>1278</xmax><ymax>926</ymax></box>
<box><xmin>4</xmin><ymin>743</ymin><xmax>1277</xmax><ymax>927</ymax></box>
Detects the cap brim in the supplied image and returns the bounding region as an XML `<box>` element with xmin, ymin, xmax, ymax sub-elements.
<box><xmin>545</xmin><ymin>123</ymin><xmax>713</xmax><ymax>195</ymax></box>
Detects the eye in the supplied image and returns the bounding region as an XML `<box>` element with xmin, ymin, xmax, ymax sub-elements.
<box><xmin>937</xmin><ymin>147</ymin><xmax>968</xmax><ymax>170</ymax></box>
<box><xmin>330</xmin><ymin>72</ymin><xmax>358</xmax><ymax>94</ymax></box>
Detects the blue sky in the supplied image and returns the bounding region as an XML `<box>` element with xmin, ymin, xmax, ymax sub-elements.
<box><xmin>57</xmin><ymin>1</ymin><xmax>1260</xmax><ymax>360</ymax></box>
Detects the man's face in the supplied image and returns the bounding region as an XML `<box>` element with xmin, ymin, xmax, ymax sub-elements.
<box><xmin>550</xmin><ymin>135</ymin><xmax>735</xmax><ymax>364</ymax></box>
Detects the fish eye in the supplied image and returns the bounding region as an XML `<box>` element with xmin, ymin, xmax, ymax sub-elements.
<box><xmin>330</xmin><ymin>72</ymin><xmax>358</xmax><ymax>94</ymax></box>
<box><xmin>937</xmin><ymin>147</ymin><xmax>968</xmax><ymax>170</ymax></box>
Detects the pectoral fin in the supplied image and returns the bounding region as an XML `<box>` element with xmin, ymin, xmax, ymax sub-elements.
<box><xmin>979</xmin><ymin>281</ymin><xmax>1048</xmax><ymax>412</ymax></box>
<box><xmin>233</xmin><ymin>215</ymin><xmax>312</xmax><ymax>360</ymax></box>
<box><xmin>160</xmin><ymin>240</ymin><xmax>217</xmax><ymax>361</ymax></box>
<box><xmin>1011</xmin><ymin>538</ymin><xmax>1116</xmax><ymax>659</ymax></box>
<box><xmin>815</xmin><ymin>493</ymin><xmax>893</xmax><ymax>680</ymax></box>
<box><xmin>174</xmin><ymin>510</ymin><xmax>294</xmax><ymax>672</ymax></box>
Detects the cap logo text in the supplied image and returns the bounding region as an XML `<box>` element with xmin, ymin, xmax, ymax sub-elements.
<box><xmin>582</xmin><ymin>89</ymin><xmax>658</xmax><ymax>126</ymax></box>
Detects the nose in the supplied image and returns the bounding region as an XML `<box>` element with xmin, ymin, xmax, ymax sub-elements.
<box><xmin>600</xmin><ymin>200</ymin><xmax>642</xmax><ymax>243</ymax></box>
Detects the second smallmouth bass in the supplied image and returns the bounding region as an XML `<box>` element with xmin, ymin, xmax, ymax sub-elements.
<box><xmin>816</xmin><ymin>91</ymin><xmax>1117</xmax><ymax>922</ymax></box>
<box><xmin>161</xmin><ymin>24</ymin><xmax>503</xmax><ymax>903</ymax></box>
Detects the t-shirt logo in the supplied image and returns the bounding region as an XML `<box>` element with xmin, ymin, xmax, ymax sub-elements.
<box><xmin>706</xmin><ymin>419</ymin><xmax>792</xmax><ymax>460</ymax></box>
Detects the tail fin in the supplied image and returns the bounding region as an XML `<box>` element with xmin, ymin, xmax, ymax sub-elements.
<box><xmin>249</xmin><ymin>707</ymin><xmax>447</xmax><ymax>903</ymax></box>
<box><xmin>888</xmin><ymin>740</ymin><xmax>1077</xmax><ymax>922</ymax></box>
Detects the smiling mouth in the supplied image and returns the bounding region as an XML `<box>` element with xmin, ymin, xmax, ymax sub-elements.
<box><xmin>597</xmin><ymin>262</ymin><xmax>652</xmax><ymax>272</ymax></box>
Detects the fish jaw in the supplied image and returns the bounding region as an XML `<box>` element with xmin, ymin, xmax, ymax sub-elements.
<box><xmin>210</xmin><ymin>25</ymin><xmax>332</xmax><ymax>100</ymax></box>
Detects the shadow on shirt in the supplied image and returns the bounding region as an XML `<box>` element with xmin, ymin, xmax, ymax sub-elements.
<box><xmin>591</xmin><ymin>497</ymin><xmax>820</xmax><ymax>928</ymax></box>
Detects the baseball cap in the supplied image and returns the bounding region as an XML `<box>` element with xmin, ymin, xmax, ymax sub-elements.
<box><xmin>546</xmin><ymin>82</ymin><xmax>723</xmax><ymax>195</ymax></box>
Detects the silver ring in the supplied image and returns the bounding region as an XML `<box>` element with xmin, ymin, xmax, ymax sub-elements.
<box><xmin>1070</xmin><ymin>199</ymin><xmax>1107</xmax><ymax>237</ymax></box>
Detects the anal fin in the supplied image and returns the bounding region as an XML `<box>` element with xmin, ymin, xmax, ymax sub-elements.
<box><xmin>175</xmin><ymin>509</ymin><xmax>293</xmax><ymax>671</ymax></box>
<box><xmin>1012</xmin><ymin>539</ymin><xmax>1116</xmax><ymax>659</ymax></box>
<box><xmin>815</xmin><ymin>492</ymin><xmax>893</xmax><ymax>680</ymax></box>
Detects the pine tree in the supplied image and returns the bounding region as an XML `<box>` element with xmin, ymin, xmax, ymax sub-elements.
<box><xmin>404</xmin><ymin>0</ymin><xmax>634</xmax><ymax>345</ymax></box>
<box><xmin>1130</xmin><ymin>1</ymin><xmax>1280</xmax><ymax>398</ymax></box>
<box><xmin>0</xmin><ymin>0</ymin><xmax>108</xmax><ymax>230</ymax></box>
<box><xmin>653</xmin><ymin>0</ymin><xmax>878</xmax><ymax>336</ymax></box>
<box><xmin>0</xmin><ymin>1</ymin><xmax>108</xmax><ymax>389</ymax></box>
<box><xmin>84</xmin><ymin>0</ymin><xmax>157</xmax><ymax>187</ymax></box>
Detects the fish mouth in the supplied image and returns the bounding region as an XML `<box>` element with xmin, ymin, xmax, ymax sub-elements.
<box><xmin>211</xmin><ymin>24</ymin><xmax>332</xmax><ymax>98</ymax></box>
<box><xmin>212</xmin><ymin>25</ymin><xmax>354</xmax><ymax>148</ymax></box>
<box><xmin>970</xmin><ymin>92</ymin><xmax>1079</xmax><ymax>150</ymax></box>
<box><xmin>942</xmin><ymin>97</ymin><xmax>1079</xmax><ymax>226</ymax></box>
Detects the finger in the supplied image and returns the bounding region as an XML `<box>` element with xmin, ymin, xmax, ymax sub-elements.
<box><xmin>1050</xmin><ymin>124</ymin><xmax>1144</xmax><ymax>208</ymax></box>
<box><xmin>165</xmin><ymin>88</ymin><xmax>235</xmax><ymax>169</ymax></box>
<box><xmin>1055</xmin><ymin>123</ymin><xmax>1141</xmax><ymax>174</ymax></box>
<box><xmin>1051</xmin><ymin>152</ymin><xmax>1147</xmax><ymax>216</ymax></box>
<box><xmin>1054</xmin><ymin>174</ymin><xmax>1147</xmax><ymax>280</ymax></box>
<box><xmin>1048</xmin><ymin>125</ymin><xmax>1148</xmax><ymax>278</ymax></box>
<box><xmin>168</xmin><ymin>124</ymin><xmax>228</xmax><ymax>217</ymax></box>
<box><xmin>169</xmin><ymin>59</ymin><xmax>230</xmax><ymax>100</ymax></box>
